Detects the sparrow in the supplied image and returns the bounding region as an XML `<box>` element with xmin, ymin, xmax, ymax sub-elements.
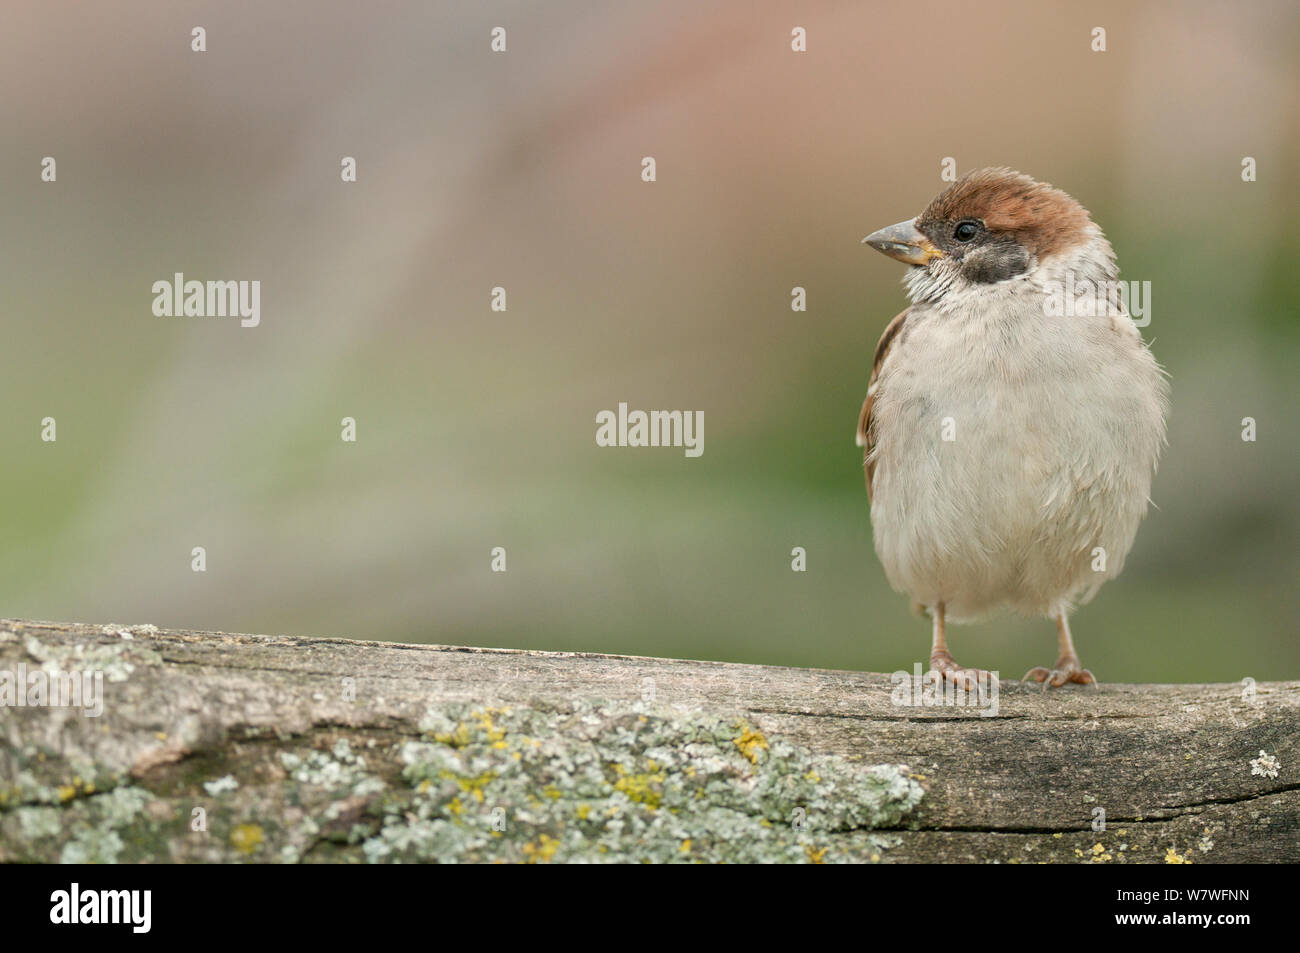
<box><xmin>858</xmin><ymin>168</ymin><xmax>1168</xmax><ymax>689</ymax></box>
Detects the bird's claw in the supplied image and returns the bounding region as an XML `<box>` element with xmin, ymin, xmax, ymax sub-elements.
<box><xmin>928</xmin><ymin>652</ymin><xmax>999</xmax><ymax>693</ymax></box>
<box><xmin>1021</xmin><ymin>659</ymin><xmax>1097</xmax><ymax>691</ymax></box>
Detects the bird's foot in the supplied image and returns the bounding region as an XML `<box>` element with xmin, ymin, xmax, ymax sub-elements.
<box><xmin>928</xmin><ymin>650</ymin><xmax>999</xmax><ymax>693</ymax></box>
<box><xmin>1022</xmin><ymin>655</ymin><xmax>1097</xmax><ymax>691</ymax></box>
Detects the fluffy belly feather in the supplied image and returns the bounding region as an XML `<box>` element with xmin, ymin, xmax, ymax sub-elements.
<box><xmin>868</xmin><ymin>299</ymin><xmax>1165</xmax><ymax>620</ymax></box>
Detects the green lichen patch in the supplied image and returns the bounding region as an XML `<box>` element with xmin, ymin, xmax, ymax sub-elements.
<box><xmin>2</xmin><ymin>700</ymin><xmax>922</xmax><ymax>864</ymax></box>
<box><xmin>361</xmin><ymin>701</ymin><xmax>923</xmax><ymax>863</ymax></box>
<box><xmin>1</xmin><ymin>781</ymin><xmax>158</xmax><ymax>863</ymax></box>
<box><xmin>0</xmin><ymin>749</ymin><xmax>125</xmax><ymax>812</ymax></box>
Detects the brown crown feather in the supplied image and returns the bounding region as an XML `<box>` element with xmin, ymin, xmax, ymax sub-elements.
<box><xmin>918</xmin><ymin>168</ymin><xmax>1093</xmax><ymax>260</ymax></box>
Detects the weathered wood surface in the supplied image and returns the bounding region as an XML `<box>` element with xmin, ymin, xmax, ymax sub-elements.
<box><xmin>1</xmin><ymin>619</ymin><xmax>1295</xmax><ymax>863</ymax></box>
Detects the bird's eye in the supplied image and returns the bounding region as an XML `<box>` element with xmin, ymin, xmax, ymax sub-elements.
<box><xmin>954</xmin><ymin>221</ymin><xmax>980</xmax><ymax>242</ymax></box>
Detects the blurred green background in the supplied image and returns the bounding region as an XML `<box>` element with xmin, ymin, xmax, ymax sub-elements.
<box><xmin>1</xmin><ymin>1</ymin><xmax>1296</xmax><ymax>682</ymax></box>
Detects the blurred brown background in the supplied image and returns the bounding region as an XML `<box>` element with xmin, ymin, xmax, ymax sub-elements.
<box><xmin>2</xmin><ymin>0</ymin><xmax>1297</xmax><ymax>681</ymax></box>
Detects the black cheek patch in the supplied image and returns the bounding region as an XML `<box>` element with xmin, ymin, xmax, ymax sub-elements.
<box><xmin>962</xmin><ymin>239</ymin><xmax>1030</xmax><ymax>284</ymax></box>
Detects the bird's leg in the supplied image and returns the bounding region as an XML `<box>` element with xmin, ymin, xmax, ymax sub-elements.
<box><xmin>1022</xmin><ymin>611</ymin><xmax>1097</xmax><ymax>690</ymax></box>
<box><xmin>927</xmin><ymin>601</ymin><xmax>999</xmax><ymax>691</ymax></box>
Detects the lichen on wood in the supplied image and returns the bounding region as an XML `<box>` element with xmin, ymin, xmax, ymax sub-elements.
<box><xmin>1</xmin><ymin>620</ymin><xmax>1297</xmax><ymax>863</ymax></box>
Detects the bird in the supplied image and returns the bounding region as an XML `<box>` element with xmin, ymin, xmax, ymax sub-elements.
<box><xmin>857</xmin><ymin>168</ymin><xmax>1168</xmax><ymax>690</ymax></box>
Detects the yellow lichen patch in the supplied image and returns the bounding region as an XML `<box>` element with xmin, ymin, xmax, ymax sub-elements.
<box><xmin>522</xmin><ymin>833</ymin><xmax>560</xmax><ymax>864</ymax></box>
<box><xmin>440</xmin><ymin>769</ymin><xmax>497</xmax><ymax>803</ymax></box>
<box><xmin>805</xmin><ymin>846</ymin><xmax>828</xmax><ymax>864</ymax></box>
<box><xmin>1164</xmin><ymin>846</ymin><xmax>1193</xmax><ymax>865</ymax></box>
<box><xmin>680</xmin><ymin>839</ymin><xmax>692</xmax><ymax>854</ymax></box>
<box><xmin>543</xmin><ymin>785</ymin><xmax>562</xmax><ymax>800</ymax></box>
<box><xmin>805</xmin><ymin>771</ymin><xmax>821</xmax><ymax>783</ymax></box>
<box><xmin>53</xmin><ymin>777</ymin><xmax>97</xmax><ymax>802</ymax></box>
<box><xmin>230</xmin><ymin>824</ymin><xmax>264</xmax><ymax>855</ymax></box>
<box><xmin>576</xmin><ymin>804</ymin><xmax>591</xmax><ymax>821</ymax></box>
<box><xmin>733</xmin><ymin>723</ymin><xmax>769</xmax><ymax>764</ymax></box>
<box><xmin>1088</xmin><ymin>843</ymin><xmax>1113</xmax><ymax>863</ymax></box>
<box><xmin>432</xmin><ymin>722</ymin><xmax>473</xmax><ymax>748</ymax></box>
<box><xmin>446</xmin><ymin>797</ymin><xmax>463</xmax><ymax>816</ymax></box>
<box><xmin>473</xmin><ymin>708</ymin><xmax>507</xmax><ymax>744</ymax></box>
<box><xmin>611</xmin><ymin>763</ymin><xmax>664</xmax><ymax>810</ymax></box>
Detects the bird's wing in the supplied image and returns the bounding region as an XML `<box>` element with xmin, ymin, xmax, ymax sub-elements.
<box><xmin>856</xmin><ymin>308</ymin><xmax>909</xmax><ymax>501</ymax></box>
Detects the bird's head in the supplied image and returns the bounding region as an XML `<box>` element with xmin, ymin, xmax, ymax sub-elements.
<box><xmin>863</xmin><ymin>168</ymin><xmax>1104</xmax><ymax>305</ymax></box>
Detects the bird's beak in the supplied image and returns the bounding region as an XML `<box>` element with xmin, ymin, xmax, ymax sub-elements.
<box><xmin>862</xmin><ymin>219</ymin><xmax>945</xmax><ymax>265</ymax></box>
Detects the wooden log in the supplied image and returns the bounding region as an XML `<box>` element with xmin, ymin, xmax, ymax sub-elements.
<box><xmin>0</xmin><ymin>619</ymin><xmax>1295</xmax><ymax>863</ymax></box>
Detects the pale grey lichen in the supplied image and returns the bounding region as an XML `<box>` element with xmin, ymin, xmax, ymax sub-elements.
<box><xmin>16</xmin><ymin>806</ymin><xmax>62</xmax><ymax>840</ymax></box>
<box><xmin>279</xmin><ymin>739</ymin><xmax>384</xmax><ymax>796</ymax></box>
<box><xmin>61</xmin><ymin>828</ymin><xmax>125</xmax><ymax>864</ymax></box>
<box><xmin>98</xmin><ymin>785</ymin><xmax>150</xmax><ymax>823</ymax></box>
<box><xmin>23</xmin><ymin>634</ymin><xmax>161</xmax><ymax>682</ymax></box>
<box><xmin>203</xmin><ymin>775</ymin><xmax>239</xmax><ymax>796</ymax></box>
<box><xmin>1250</xmin><ymin>750</ymin><xmax>1280</xmax><ymax>779</ymax></box>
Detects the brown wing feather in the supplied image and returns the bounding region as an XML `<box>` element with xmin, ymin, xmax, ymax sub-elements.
<box><xmin>856</xmin><ymin>308</ymin><xmax>908</xmax><ymax>501</ymax></box>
